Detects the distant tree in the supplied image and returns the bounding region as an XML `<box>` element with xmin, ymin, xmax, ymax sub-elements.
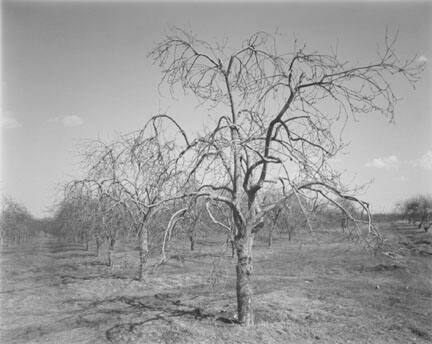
<box><xmin>272</xmin><ymin>196</ymin><xmax>311</xmax><ymax>242</ymax></box>
<box><xmin>400</xmin><ymin>195</ymin><xmax>432</xmax><ymax>231</ymax></box>
<box><xmin>91</xmin><ymin>194</ymin><xmax>127</xmax><ymax>266</ymax></box>
<box><xmin>181</xmin><ymin>199</ymin><xmax>200</xmax><ymax>251</ymax></box>
<box><xmin>178</xmin><ymin>176</ymin><xmax>205</xmax><ymax>252</ymax></box>
<box><xmin>52</xmin><ymin>190</ymin><xmax>89</xmax><ymax>248</ymax></box>
<box><xmin>265</xmin><ymin>205</ymin><xmax>281</xmax><ymax>248</ymax></box>
<box><xmin>148</xmin><ymin>28</ymin><xmax>422</xmax><ymax>325</ymax></box>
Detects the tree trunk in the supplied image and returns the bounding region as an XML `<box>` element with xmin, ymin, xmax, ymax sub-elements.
<box><xmin>189</xmin><ymin>235</ymin><xmax>195</xmax><ymax>251</ymax></box>
<box><xmin>226</xmin><ymin>232</ymin><xmax>235</xmax><ymax>258</ymax></box>
<box><xmin>231</xmin><ymin>240</ymin><xmax>235</xmax><ymax>258</ymax></box>
<box><xmin>268</xmin><ymin>225</ymin><xmax>273</xmax><ymax>248</ymax></box>
<box><xmin>80</xmin><ymin>232</ymin><xmax>85</xmax><ymax>248</ymax></box>
<box><xmin>107</xmin><ymin>238</ymin><xmax>115</xmax><ymax>267</ymax></box>
<box><xmin>189</xmin><ymin>218</ymin><xmax>198</xmax><ymax>251</ymax></box>
<box><xmin>138</xmin><ymin>227</ymin><xmax>149</xmax><ymax>280</ymax></box>
<box><xmin>268</xmin><ymin>209</ymin><xmax>280</xmax><ymax>248</ymax></box>
<box><xmin>95</xmin><ymin>236</ymin><xmax>101</xmax><ymax>257</ymax></box>
<box><xmin>235</xmin><ymin>233</ymin><xmax>254</xmax><ymax>326</ymax></box>
<box><xmin>341</xmin><ymin>217</ymin><xmax>347</xmax><ymax>233</ymax></box>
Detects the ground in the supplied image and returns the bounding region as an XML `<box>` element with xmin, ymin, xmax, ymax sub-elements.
<box><xmin>1</xmin><ymin>222</ymin><xmax>431</xmax><ymax>344</ymax></box>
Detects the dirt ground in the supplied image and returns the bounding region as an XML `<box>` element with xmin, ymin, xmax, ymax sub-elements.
<box><xmin>1</xmin><ymin>222</ymin><xmax>431</xmax><ymax>344</ymax></box>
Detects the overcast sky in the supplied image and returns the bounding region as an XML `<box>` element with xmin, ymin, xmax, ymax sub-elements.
<box><xmin>1</xmin><ymin>0</ymin><xmax>431</xmax><ymax>217</ymax></box>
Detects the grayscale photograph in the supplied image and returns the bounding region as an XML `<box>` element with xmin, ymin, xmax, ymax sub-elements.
<box><xmin>1</xmin><ymin>0</ymin><xmax>431</xmax><ymax>343</ymax></box>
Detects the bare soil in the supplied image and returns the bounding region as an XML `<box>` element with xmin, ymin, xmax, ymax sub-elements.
<box><xmin>1</xmin><ymin>222</ymin><xmax>431</xmax><ymax>344</ymax></box>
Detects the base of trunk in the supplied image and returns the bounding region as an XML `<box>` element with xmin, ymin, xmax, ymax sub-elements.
<box><xmin>235</xmin><ymin>236</ymin><xmax>254</xmax><ymax>326</ymax></box>
<box><xmin>107</xmin><ymin>250</ymin><xmax>112</xmax><ymax>267</ymax></box>
<box><xmin>138</xmin><ymin>249</ymin><xmax>148</xmax><ymax>280</ymax></box>
<box><xmin>236</xmin><ymin>260</ymin><xmax>254</xmax><ymax>325</ymax></box>
<box><xmin>95</xmin><ymin>239</ymin><xmax>101</xmax><ymax>257</ymax></box>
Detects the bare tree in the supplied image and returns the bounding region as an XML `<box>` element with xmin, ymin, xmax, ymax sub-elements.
<box><xmin>95</xmin><ymin>195</ymin><xmax>126</xmax><ymax>267</ymax></box>
<box><xmin>267</xmin><ymin>207</ymin><xmax>281</xmax><ymax>248</ymax></box>
<box><xmin>76</xmin><ymin>125</ymin><xmax>181</xmax><ymax>279</ymax></box>
<box><xmin>147</xmin><ymin>28</ymin><xmax>422</xmax><ymax>325</ymax></box>
<box><xmin>178</xmin><ymin>175</ymin><xmax>206</xmax><ymax>252</ymax></box>
<box><xmin>182</xmin><ymin>199</ymin><xmax>200</xmax><ymax>251</ymax></box>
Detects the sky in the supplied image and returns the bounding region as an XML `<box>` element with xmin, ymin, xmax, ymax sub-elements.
<box><xmin>1</xmin><ymin>0</ymin><xmax>431</xmax><ymax>217</ymax></box>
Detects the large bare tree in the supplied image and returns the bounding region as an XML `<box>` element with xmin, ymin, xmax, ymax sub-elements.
<box><xmin>147</xmin><ymin>28</ymin><xmax>423</xmax><ymax>325</ymax></box>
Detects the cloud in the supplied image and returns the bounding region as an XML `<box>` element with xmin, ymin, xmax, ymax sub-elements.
<box><xmin>365</xmin><ymin>155</ymin><xmax>399</xmax><ymax>169</ymax></box>
<box><xmin>61</xmin><ymin>115</ymin><xmax>84</xmax><ymax>127</ymax></box>
<box><xmin>48</xmin><ymin>115</ymin><xmax>84</xmax><ymax>127</ymax></box>
<box><xmin>1</xmin><ymin>110</ymin><xmax>22</xmax><ymax>129</ymax></box>
<box><xmin>367</xmin><ymin>151</ymin><xmax>432</xmax><ymax>171</ymax></box>
<box><xmin>417</xmin><ymin>150</ymin><xmax>432</xmax><ymax>170</ymax></box>
<box><xmin>417</xmin><ymin>55</ymin><xmax>428</xmax><ymax>64</ymax></box>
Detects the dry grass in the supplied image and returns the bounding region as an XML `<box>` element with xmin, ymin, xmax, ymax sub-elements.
<box><xmin>1</xmin><ymin>222</ymin><xmax>431</xmax><ymax>343</ymax></box>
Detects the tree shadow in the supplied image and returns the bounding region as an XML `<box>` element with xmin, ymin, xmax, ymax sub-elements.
<box><xmin>80</xmin><ymin>259</ymin><xmax>107</xmax><ymax>266</ymax></box>
<box><xmin>56</xmin><ymin>263</ymin><xmax>80</xmax><ymax>271</ymax></box>
<box><xmin>91</xmin><ymin>293</ymin><xmax>239</xmax><ymax>332</ymax></box>
<box><xmin>192</xmin><ymin>252</ymin><xmax>226</xmax><ymax>259</ymax></box>
<box><xmin>59</xmin><ymin>273</ymin><xmax>131</xmax><ymax>284</ymax></box>
<box><xmin>49</xmin><ymin>244</ymin><xmax>89</xmax><ymax>253</ymax></box>
<box><xmin>56</xmin><ymin>252</ymin><xmax>96</xmax><ymax>259</ymax></box>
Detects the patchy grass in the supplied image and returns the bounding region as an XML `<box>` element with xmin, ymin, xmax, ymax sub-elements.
<box><xmin>1</xmin><ymin>223</ymin><xmax>431</xmax><ymax>343</ymax></box>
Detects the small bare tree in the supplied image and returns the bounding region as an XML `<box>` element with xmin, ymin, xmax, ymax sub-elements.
<box><xmin>147</xmin><ymin>28</ymin><xmax>423</xmax><ymax>325</ymax></box>
<box><xmin>182</xmin><ymin>199</ymin><xmax>200</xmax><ymax>251</ymax></box>
<box><xmin>96</xmin><ymin>195</ymin><xmax>126</xmax><ymax>267</ymax></box>
<box><xmin>76</xmin><ymin>125</ymin><xmax>181</xmax><ymax>279</ymax></box>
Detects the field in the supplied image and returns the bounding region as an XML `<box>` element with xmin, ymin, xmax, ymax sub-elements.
<box><xmin>1</xmin><ymin>222</ymin><xmax>431</xmax><ymax>344</ymax></box>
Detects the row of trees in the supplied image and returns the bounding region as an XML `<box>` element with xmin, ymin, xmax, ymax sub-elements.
<box><xmin>49</xmin><ymin>28</ymin><xmax>421</xmax><ymax>325</ymax></box>
<box><xmin>0</xmin><ymin>197</ymin><xmax>36</xmax><ymax>246</ymax></box>
<box><xmin>51</xmin><ymin>169</ymin><xmax>319</xmax><ymax>268</ymax></box>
